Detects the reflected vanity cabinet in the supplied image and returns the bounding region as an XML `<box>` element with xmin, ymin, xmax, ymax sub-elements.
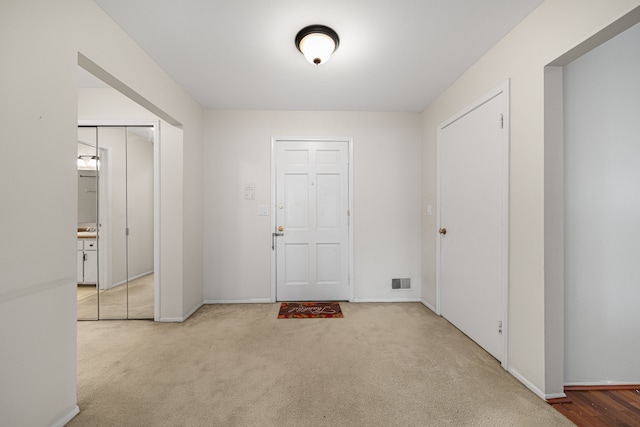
<box><xmin>77</xmin><ymin>239</ymin><xmax>97</xmax><ymax>284</ymax></box>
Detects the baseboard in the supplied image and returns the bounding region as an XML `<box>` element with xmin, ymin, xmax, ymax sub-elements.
<box><xmin>128</xmin><ymin>270</ymin><xmax>154</xmax><ymax>282</ymax></box>
<box><xmin>182</xmin><ymin>302</ymin><xmax>203</xmax><ymax>321</ymax></box>
<box><xmin>203</xmin><ymin>298</ymin><xmax>273</xmax><ymax>304</ymax></box>
<box><xmin>157</xmin><ymin>302</ymin><xmax>203</xmax><ymax>323</ymax></box>
<box><xmin>157</xmin><ymin>317</ymin><xmax>185</xmax><ymax>322</ymax></box>
<box><xmin>508</xmin><ymin>367</ymin><xmax>565</xmax><ymax>401</ymax></box>
<box><xmin>420</xmin><ymin>298</ymin><xmax>437</xmax><ymax>313</ymax></box>
<box><xmin>51</xmin><ymin>405</ymin><xmax>80</xmax><ymax>427</ymax></box>
<box><xmin>105</xmin><ymin>270</ymin><xmax>154</xmax><ymax>290</ymax></box>
<box><xmin>544</xmin><ymin>392</ymin><xmax>568</xmax><ymax>400</ymax></box>
<box><xmin>351</xmin><ymin>297</ymin><xmax>421</xmax><ymax>303</ymax></box>
<box><xmin>564</xmin><ymin>383</ymin><xmax>640</xmax><ymax>391</ymax></box>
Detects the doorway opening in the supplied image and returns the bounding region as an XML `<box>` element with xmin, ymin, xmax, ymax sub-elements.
<box><xmin>545</xmin><ymin>14</ymin><xmax>640</xmax><ymax>391</ymax></box>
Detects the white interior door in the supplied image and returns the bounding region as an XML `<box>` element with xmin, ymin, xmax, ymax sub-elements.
<box><xmin>438</xmin><ymin>84</ymin><xmax>509</xmax><ymax>363</ymax></box>
<box><xmin>274</xmin><ymin>139</ymin><xmax>350</xmax><ymax>301</ymax></box>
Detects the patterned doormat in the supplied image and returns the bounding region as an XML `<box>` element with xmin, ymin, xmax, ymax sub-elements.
<box><xmin>277</xmin><ymin>302</ymin><xmax>344</xmax><ymax>318</ymax></box>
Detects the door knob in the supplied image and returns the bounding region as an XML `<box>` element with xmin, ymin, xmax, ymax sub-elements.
<box><xmin>439</xmin><ymin>228</ymin><xmax>447</xmax><ymax>235</ymax></box>
<box><xmin>278</xmin><ymin>225</ymin><xmax>284</xmax><ymax>232</ymax></box>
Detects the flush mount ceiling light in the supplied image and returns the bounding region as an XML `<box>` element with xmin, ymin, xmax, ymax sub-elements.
<box><xmin>295</xmin><ymin>25</ymin><xmax>340</xmax><ymax>65</ymax></box>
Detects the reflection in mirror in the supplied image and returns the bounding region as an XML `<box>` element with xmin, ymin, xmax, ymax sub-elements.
<box><xmin>76</xmin><ymin>128</ymin><xmax>99</xmax><ymax>320</ymax></box>
<box><xmin>77</xmin><ymin>125</ymin><xmax>155</xmax><ymax>320</ymax></box>
<box><xmin>126</xmin><ymin>127</ymin><xmax>155</xmax><ymax>319</ymax></box>
<box><xmin>98</xmin><ymin>127</ymin><xmax>128</xmax><ymax>319</ymax></box>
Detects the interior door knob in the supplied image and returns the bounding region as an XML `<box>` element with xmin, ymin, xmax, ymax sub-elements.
<box><xmin>439</xmin><ymin>228</ymin><xmax>447</xmax><ymax>235</ymax></box>
<box><xmin>278</xmin><ymin>225</ymin><xmax>284</xmax><ymax>232</ymax></box>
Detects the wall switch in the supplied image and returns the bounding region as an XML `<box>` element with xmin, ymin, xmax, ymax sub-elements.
<box><xmin>427</xmin><ymin>204</ymin><xmax>432</xmax><ymax>216</ymax></box>
<box><xmin>258</xmin><ymin>205</ymin><xmax>269</xmax><ymax>216</ymax></box>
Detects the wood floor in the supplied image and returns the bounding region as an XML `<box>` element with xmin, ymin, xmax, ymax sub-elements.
<box><xmin>550</xmin><ymin>386</ymin><xmax>640</xmax><ymax>426</ymax></box>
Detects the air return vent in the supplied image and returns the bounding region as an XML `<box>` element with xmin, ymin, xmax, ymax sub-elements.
<box><xmin>391</xmin><ymin>278</ymin><xmax>411</xmax><ymax>290</ymax></box>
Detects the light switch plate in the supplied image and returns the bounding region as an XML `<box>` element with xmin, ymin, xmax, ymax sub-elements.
<box><xmin>258</xmin><ymin>205</ymin><xmax>269</xmax><ymax>216</ymax></box>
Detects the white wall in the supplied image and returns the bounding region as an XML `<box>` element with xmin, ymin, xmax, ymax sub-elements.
<box><xmin>204</xmin><ymin>110</ymin><xmax>422</xmax><ymax>303</ymax></box>
<box><xmin>0</xmin><ymin>1</ymin><xmax>203</xmax><ymax>425</ymax></box>
<box><xmin>563</xmin><ymin>21</ymin><xmax>640</xmax><ymax>385</ymax></box>
<box><xmin>421</xmin><ymin>0</ymin><xmax>640</xmax><ymax>398</ymax></box>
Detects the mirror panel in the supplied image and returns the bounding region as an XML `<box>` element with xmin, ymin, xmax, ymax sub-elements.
<box><xmin>126</xmin><ymin>127</ymin><xmax>155</xmax><ymax>319</ymax></box>
<box><xmin>77</xmin><ymin>125</ymin><xmax>155</xmax><ymax>321</ymax></box>
<box><xmin>98</xmin><ymin>127</ymin><xmax>128</xmax><ymax>319</ymax></box>
<box><xmin>76</xmin><ymin>128</ymin><xmax>99</xmax><ymax>320</ymax></box>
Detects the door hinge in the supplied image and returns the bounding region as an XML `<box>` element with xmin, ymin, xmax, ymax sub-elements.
<box><xmin>498</xmin><ymin>320</ymin><xmax>503</xmax><ymax>334</ymax></box>
<box><xmin>499</xmin><ymin>113</ymin><xmax>504</xmax><ymax>129</ymax></box>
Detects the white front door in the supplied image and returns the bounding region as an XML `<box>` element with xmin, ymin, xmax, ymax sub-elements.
<box><xmin>274</xmin><ymin>139</ymin><xmax>350</xmax><ymax>301</ymax></box>
<box><xmin>438</xmin><ymin>83</ymin><xmax>509</xmax><ymax>363</ymax></box>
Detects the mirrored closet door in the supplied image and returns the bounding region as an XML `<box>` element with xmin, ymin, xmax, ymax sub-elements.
<box><xmin>76</xmin><ymin>125</ymin><xmax>154</xmax><ymax>320</ymax></box>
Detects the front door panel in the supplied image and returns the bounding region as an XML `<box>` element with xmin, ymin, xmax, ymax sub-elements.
<box><xmin>275</xmin><ymin>140</ymin><xmax>349</xmax><ymax>301</ymax></box>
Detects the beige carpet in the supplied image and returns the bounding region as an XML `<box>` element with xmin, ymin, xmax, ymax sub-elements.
<box><xmin>77</xmin><ymin>274</ymin><xmax>154</xmax><ymax>320</ymax></box>
<box><xmin>69</xmin><ymin>303</ymin><xmax>573</xmax><ymax>426</ymax></box>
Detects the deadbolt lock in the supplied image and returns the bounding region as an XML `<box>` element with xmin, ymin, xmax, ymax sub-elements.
<box><xmin>439</xmin><ymin>228</ymin><xmax>447</xmax><ymax>235</ymax></box>
<box><xmin>278</xmin><ymin>225</ymin><xmax>284</xmax><ymax>232</ymax></box>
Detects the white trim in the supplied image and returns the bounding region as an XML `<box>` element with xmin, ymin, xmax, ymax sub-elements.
<box><xmin>499</xmin><ymin>81</ymin><xmax>511</xmax><ymax>370</ymax></box>
<box><xmin>420</xmin><ymin>298</ymin><xmax>437</xmax><ymax>313</ymax></box>
<box><xmin>158</xmin><ymin>302</ymin><xmax>203</xmax><ymax>323</ymax></box>
<box><xmin>108</xmin><ymin>270</ymin><xmax>154</xmax><ymax>289</ymax></box>
<box><xmin>270</xmin><ymin>139</ymin><xmax>277</xmax><ymax>302</ymax></box>
<box><xmin>351</xmin><ymin>298</ymin><xmax>421</xmax><ymax>303</ymax></box>
<box><xmin>0</xmin><ymin>277</ymin><xmax>74</xmax><ymax>304</ymax></box>
<box><xmin>130</xmin><ymin>270</ymin><xmax>154</xmax><ymax>282</ymax></box>
<box><xmin>347</xmin><ymin>139</ymin><xmax>354</xmax><ymax>302</ymax></box>
<box><xmin>270</xmin><ymin>136</ymin><xmax>354</xmax><ymax>303</ymax></box>
<box><xmin>153</xmin><ymin>121</ymin><xmax>161</xmax><ymax>321</ymax></box>
<box><xmin>545</xmin><ymin>393</ymin><xmax>568</xmax><ymax>400</ymax></box>
<box><xmin>435</xmin><ymin>125</ymin><xmax>443</xmax><ymax>316</ymax></box>
<box><xmin>435</xmin><ymin>80</ymin><xmax>510</xmax><ymax>370</ymax></box>
<box><xmin>203</xmin><ymin>299</ymin><xmax>273</xmax><ymax>304</ymax></box>
<box><xmin>183</xmin><ymin>301</ymin><xmax>203</xmax><ymax>320</ymax></box>
<box><xmin>508</xmin><ymin>367</ymin><xmax>563</xmax><ymax>400</ymax></box>
<box><xmin>50</xmin><ymin>405</ymin><xmax>80</xmax><ymax>427</ymax></box>
<box><xmin>157</xmin><ymin>317</ymin><xmax>185</xmax><ymax>322</ymax></box>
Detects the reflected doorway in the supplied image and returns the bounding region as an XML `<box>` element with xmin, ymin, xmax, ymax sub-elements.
<box><xmin>76</xmin><ymin>125</ymin><xmax>156</xmax><ymax>320</ymax></box>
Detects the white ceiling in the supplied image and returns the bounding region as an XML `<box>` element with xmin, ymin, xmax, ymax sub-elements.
<box><xmin>90</xmin><ymin>0</ymin><xmax>544</xmax><ymax>112</ymax></box>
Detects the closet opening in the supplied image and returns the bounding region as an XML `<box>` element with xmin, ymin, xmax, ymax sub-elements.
<box><xmin>76</xmin><ymin>124</ymin><xmax>157</xmax><ymax>320</ymax></box>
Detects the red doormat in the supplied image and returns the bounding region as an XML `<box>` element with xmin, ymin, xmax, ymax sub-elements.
<box><xmin>278</xmin><ymin>302</ymin><xmax>344</xmax><ymax>318</ymax></box>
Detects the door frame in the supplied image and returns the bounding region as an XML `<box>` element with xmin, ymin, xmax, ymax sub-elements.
<box><xmin>435</xmin><ymin>80</ymin><xmax>510</xmax><ymax>368</ymax></box>
<box><xmin>270</xmin><ymin>136</ymin><xmax>354</xmax><ymax>302</ymax></box>
<box><xmin>78</xmin><ymin>120</ymin><xmax>161</xmax><ymax>321</ymax></box>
